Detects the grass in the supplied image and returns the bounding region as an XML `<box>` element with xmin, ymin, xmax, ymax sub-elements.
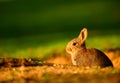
<box><xmin>0</xmin><ymin>31</ymin><xmax>119</xmax><ymax>58</ymax></box>
<box><xmin>87</xmin><ymin>35</ymin><xmax>120</xmax><ymax>50</ymax></box>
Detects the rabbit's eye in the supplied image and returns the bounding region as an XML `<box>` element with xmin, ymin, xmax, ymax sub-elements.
<box><xmin>73</xmin><ymin>42</ymin><xmax>77</xmax><ymax>46</ymax></box>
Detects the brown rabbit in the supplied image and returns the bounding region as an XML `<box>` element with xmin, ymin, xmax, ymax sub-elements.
<box><xmin>66</xmin><ymin>28</ymin><xmax>113</xmax><ymax>68</ymax></box>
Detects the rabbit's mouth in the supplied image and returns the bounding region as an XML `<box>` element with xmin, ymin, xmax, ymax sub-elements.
<box><xmin>66</xmin><ymin>47</ymin><xmax>72</xmax><ymax>54</ymax></box>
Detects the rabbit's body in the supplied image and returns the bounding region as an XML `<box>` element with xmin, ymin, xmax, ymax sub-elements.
<box><xmin>72</xmin><ymin>48</ymin><xmax>113</xmax><ymax>67</ymax></box>
<box><xmin>66</xmin><ymin>28</ymin><xmax>113</xmax><ymax>68</ymax></box>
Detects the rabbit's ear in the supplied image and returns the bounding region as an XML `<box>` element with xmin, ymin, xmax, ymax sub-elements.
<box><xmin>78</xmin><ymin>28</ymin><xmax>88</xmax><ymax>43</ymax></box>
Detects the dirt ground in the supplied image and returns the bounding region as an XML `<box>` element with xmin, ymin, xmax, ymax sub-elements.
<box><xmin>0</xmin><ymin>48</ymin><xmax>120</xmax><ymax>83</ymax></box>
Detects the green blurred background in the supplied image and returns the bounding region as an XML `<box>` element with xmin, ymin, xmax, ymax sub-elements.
<box><xmin>0</xmin><ymin>0</ymin><xmax>120</xmax><ymax>58</ymax></box>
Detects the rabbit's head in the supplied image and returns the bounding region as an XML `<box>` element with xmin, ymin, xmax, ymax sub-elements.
<box><xmin>66</xmin><ymin>28</ymin><xmax>88</xmax><ymax>55</ymax></box>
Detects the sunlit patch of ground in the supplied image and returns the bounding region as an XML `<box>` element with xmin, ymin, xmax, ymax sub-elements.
<box><xmin>0</xmin><ymin>65</ymin><xmax>120</xmax><ymax>83</ymax></box>
<box><xmin>104</xmin><ymin>48</ymin><xmax>120</xmax><ymax>68</ymax></box>
<box><xmin>0</xmin><ymin>49</ymin><xmax>120</xmax><ymax>83</ymax></box>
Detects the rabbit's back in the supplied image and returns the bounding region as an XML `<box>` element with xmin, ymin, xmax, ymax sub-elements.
<box><xmin>75</xmin><ymin>48</ymin><xmax>113</xmax><ymax>67</ymax></box>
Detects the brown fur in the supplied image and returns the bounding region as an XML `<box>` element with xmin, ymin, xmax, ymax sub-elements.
<box><xmin>66</xmin><ymin>28</ymin><xmax>113</xmax><ymax>68</ymax></box>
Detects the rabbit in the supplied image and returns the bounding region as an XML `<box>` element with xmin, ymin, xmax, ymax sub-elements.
<box><xmin>66</xmin><ymin>28</ymin><xmax>113</xmax><ymax>68</ymax></box>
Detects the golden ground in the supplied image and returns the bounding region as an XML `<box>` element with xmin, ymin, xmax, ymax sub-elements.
<box><xmin>0</xmin><ymin>49</ymin><xmax>120</xmax><ymax>83</ymax></box>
